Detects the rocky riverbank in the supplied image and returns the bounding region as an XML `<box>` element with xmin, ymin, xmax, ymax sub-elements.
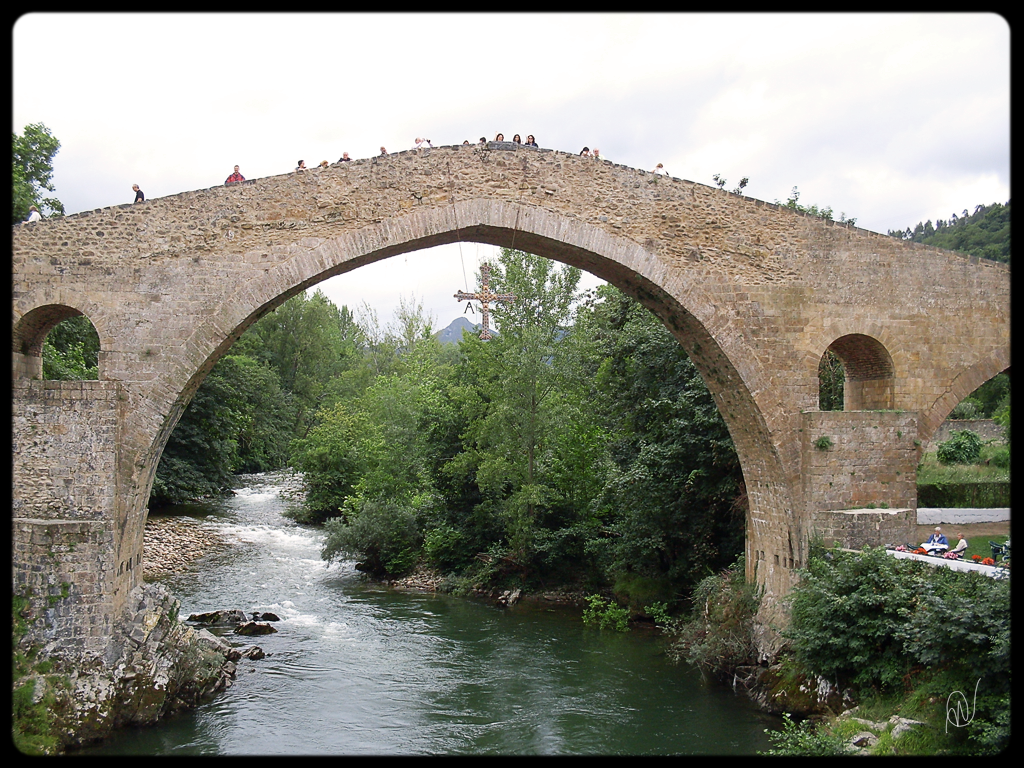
<box><xmin>14</xmin><ymin>512</ymin><xmax>266</xmax><ymax>755</ymax></box>
<box><xmin>385</xmin><ymin>567</ymin><xmax>589</xmax><ymax>607</ymax></box>
<box><xmin>144</xmin><ymin>512</ymin><xmax>231</xmax><ymax>580</ymax></box>
<box><xmin>13</xmin><ymin>582</ymin><xmax>239</xmax><ymax>755</ymax></box>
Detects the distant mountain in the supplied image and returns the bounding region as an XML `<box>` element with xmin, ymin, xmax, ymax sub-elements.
<box><xmin>435</xmin><ymin>316</ymin><xmax>484</xmax><ymax>344</ymax></box>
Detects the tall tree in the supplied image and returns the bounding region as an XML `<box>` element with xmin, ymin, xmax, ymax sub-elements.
<box><xmin>890</xmin><ymin>201</ymin><xmax>1010</xmax><ymax>264</ymax></box>
<box><xmin>574</xmin><ymin>285</ymin><xmax>746</xmax><ymax>603</ymax></box>
<box><xmin>450</xmin><ymin>249</ymin><xmax>583</xmax><ymax>564</ymax></box>
<box><xmin>13</xmin><ymin>122</ymin><xmax>65</xmax><ymax>223</ymax></box>
<box><xmin>233</xmin><ymin>289</ymin><xmax>358</xmax><ymax>436</ymax></box>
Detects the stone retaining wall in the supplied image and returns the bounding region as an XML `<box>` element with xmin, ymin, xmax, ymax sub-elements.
<box><xmin>810</xmin><ymin>508</ymin><xmax>915</xmax><ymax>550</ymax></box>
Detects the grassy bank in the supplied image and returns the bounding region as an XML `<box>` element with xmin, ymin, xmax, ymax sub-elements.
<box><xmin>659</xmin><ymin>549</ymin><xmax>1010</xmax><ymax>756</ymax></box>
<box><xmin>917</xmin><ymin>444</ymin><xmax>1009</xmax><ymax>486</ymax></box>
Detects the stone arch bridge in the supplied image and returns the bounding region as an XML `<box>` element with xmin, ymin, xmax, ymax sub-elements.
<box><xmin>12</xmin><ymin>143</ymin><xmax>1010</xmax><ymax>659</ymax></box>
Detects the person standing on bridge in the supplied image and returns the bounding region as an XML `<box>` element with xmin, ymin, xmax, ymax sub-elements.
<box><xmin>24</xmin><ymin>205</ymin><xmax>41</xmax><ymax>223</ymax></box>
<box><xmin>339</xmin><ymin>152</ymin><xmax>352</xmax><ymax>162</ymax></box>
<box><xmin>380</xmin><ymin>147</ymin><xmax>389</xmax><ymax>157</ymax></box>
<box><xmin>524</xmin><ymin>135</ymin><xmax>538</xmax><ymax>147</ymax></box>
<box><xmin>296</xmin><ymin>160</ymin><xmax>307</xmax><ymax>171</ymax></box>
<box><xmin>225</xmin><ymin>165</ymin><xmax>245</xmax><ymax>185</ymax></box>
<box><xmin>132</xmin><ymin>184</ymin><xmax>144</xmax><ymax>203</ymax></box>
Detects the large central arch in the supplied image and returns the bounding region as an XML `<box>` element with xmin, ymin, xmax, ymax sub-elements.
<box><xmin>12</xmin><ymin>144</ymin><xmax>1011</xmax><ymax>659</ymax></box>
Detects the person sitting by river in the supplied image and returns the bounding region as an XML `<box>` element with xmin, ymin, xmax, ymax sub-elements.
<box><xmin>922</xmin><ymin>527</ymin><xmax>949</xmax><ymax>555</ymax></box>
<box><xmin>948</xmin><ymin>533</ymin><xmax>968</xmax><ymax>558</ymax></box>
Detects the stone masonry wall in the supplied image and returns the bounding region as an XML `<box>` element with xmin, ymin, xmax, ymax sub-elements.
<box><xmin>12</xmin><ymin>380</ymin><xmax>124</xmax><ymax>657</ymax></box>
<box><xmin>801</xmin><ymin>410</ymin><xmax>920</xmax><ymax>512</ymax></box>
<box><xmin>11</xmin><ymin>519</ymin><xmax>117</xmax><ymax>658</ymax></box>
<box><xmin>12</xmin><ymin>380</ymin><xmax>121</xmax><ymax>521</ymax></box>
<box><xmin>809</xmin><ymin>508</ymin><xmax>915</xmax><ymax>550</ymax></box>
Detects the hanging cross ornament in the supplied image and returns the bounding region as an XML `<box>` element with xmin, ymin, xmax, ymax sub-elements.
<box><xmin>454</xmin><ymin>262</ymin><xmax>515</xmax><ymax>340</ymax></box>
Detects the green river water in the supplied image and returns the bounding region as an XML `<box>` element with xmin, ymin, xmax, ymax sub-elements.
<box><xmin>77</xmin><ymin>471</ymin><xmax>780</xmax><ymax>755</ymax></box>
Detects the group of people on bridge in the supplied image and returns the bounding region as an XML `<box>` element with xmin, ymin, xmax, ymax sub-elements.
<box><xmin>19</xmin><ymin>135</ymin><xmax>670</xmax><ymax>218</ymax></box>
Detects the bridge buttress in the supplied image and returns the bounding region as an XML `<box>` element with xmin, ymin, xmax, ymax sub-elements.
<box><xmin>12</xmin><ymin>380</ymin><xmax>143</xmax><ymax>658</ymax></box>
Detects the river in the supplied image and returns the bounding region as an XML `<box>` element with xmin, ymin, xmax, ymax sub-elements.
<box><xmin>80</xmin><ymin>471</ymin><xmax>779</xmax><ymax>755</ymax></box>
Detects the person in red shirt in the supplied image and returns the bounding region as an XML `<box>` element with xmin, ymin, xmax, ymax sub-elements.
<box><xmin>225</xmin><ymin>165</ymin><xmax>245</xmax><ymax>185</ymax></box>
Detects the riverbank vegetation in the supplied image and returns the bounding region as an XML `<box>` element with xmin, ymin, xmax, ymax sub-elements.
<box><xmin>307</xmin><ymin>248</ymin><xmax>747</xmax><ymax>607</ymax></box>
<box><xmin>12</xmin><ymin>593</ymin><xmax>63</xmax><ymax>755</ymax></box>
<box><xmin>662</xmin><ymin>547</ymin><xmax>1010</xmax><ymax>755</ymax></box>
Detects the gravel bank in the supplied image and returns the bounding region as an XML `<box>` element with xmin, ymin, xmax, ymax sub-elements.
<box><xmin>144</xmin><ymin>514</ymin><xmax>230</xmax><ymax>580</ymax></box>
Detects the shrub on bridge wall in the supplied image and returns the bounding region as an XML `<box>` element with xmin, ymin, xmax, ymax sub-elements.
<box><xmin>916</xmin><ymin>481</ymin><xmax>1010</xmax><ymax>508</ymax></box>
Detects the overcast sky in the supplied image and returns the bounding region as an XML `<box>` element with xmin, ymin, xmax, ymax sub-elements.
<box><xmin>12</xmin><ymin>12</ymin><xmax>1010</xmax><ymax>332</ymax></box>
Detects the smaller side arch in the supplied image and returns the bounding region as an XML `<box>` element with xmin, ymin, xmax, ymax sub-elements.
<box><xmin>823</xmin><ymin>333</ymin><xmax>895</xmax><ymax>411</ymax></box>
<box><xmin>12</xmin><ymin>304</ymin><xmax>102</xmax><ymax>381</ymax></box>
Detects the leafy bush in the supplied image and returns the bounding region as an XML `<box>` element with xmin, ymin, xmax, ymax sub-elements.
<box><xmin>423</xmin><ymin>524</ymin><xmax>471</xmax><ymax>572</ymax></box>
<box><xmin>894</xmin><ymin>567</ymin><xmax>1010</xmax><ymax>691</ymax></box>
<box><xmin>935</xmin><ymin>429</ymin><xmax>982</xmax><ymax>465</ymax></box>
<box><xmin>667</xmin><ymin>557</ymin><xmax>760</xmax><ymax>678</ymax></box>
<box><xmin>643</xmin><ymin>600</ymin><xmax>676</xmax><ymax>628</ymax></box>
<box><xmin>949</xmin><ymin>399</ymin><xmax>982</xmax><ymax>419</ymax></box>
<box><xmin>788</xmin><ymin>546</ymin><xmax>920</xmax><ymax>689</ymax></box>
<box><xmin>582</xmin><ymin>594</ymin><xmax>630</xmax><ymax>632</ymax></box>
<box><xmin>761</xmin><ymin>713</ymin><xmax>852</xmax><ymax>756</ymax></box>
<box><xmin>786</xmin><ymin>546</ymin><xmax>1011</xmax><ymax>753</ymax></box>
<box><xmin>321</xmin><ymin>499</ymin><xmax>421</xmax><ymax>578</ymax></box>
<box><xmin>290</xmin><ymin>404</ymin><xmax>370</xmax><ymax>516</ymax></box>
<box><xmin>988</xmin><ymin>445</ymin><xmax>1010</xmax><ymax>469</ymax></box>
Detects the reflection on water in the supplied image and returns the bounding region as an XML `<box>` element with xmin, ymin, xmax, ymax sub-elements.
<box><xmin>83</xmin><ymin>471</ymin><xmax>778</xmax><ymax>755</ymax></box>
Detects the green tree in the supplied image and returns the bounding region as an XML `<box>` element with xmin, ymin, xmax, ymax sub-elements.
<box><xmin>41</xmin><ymin>315</ymin><xmax>100</xmax><ymax>380</ymax></box>
<box><xmin>576</xmin><ymin>286</ymin><xmax>745</xmax><ymax>602</ymax></box>
<box><xmin>312</xmin><ymin>308</ymin><xmax>457</xmax><ymax>572</ymax></box>
<box><xmin>299</xmin><ymin>299</ymin><xmax>454</xmax><ymax>519</ymax></box>
<box><xmin>891</xmin><ymin>201</ymin><xmax>1010</xmax><ymax>264</ymax></box>
<box><xmin>234</xmin><ymin>289</ymin><xmax>359</xmax><ymax>437</ymax></box>
<box><xmin>151</xmin><ymin>354</ymin><xmax>296</xmax><ymax>506</ymax></box>
<box><xmin>290</xmin><ymin>402</ymin><xmax>372</xmax><ymax>517</ymax></box>
<box><xmin>13</xmin><ymin>122</ymin><xmax>65</xmax><ymax>223</ymax></box>
<box><xmin>450</xmin><ymin>250</ymin><xmax>583</xmax><ymax>565</ymax></box>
